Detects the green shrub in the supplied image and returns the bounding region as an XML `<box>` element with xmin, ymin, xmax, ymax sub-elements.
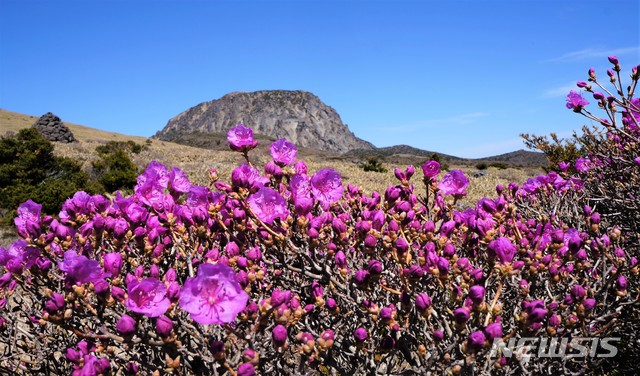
<box><xmin>475</xmin><ymin>162</ymin><xmax>488</xmax><ymax>170</ymax></box>
<box><xmin>0</xmin><ymin>128</ymin><xmax>95</xmax><ymax>222</ymax></box>
<box><xmin>360</xmin><ymin>157</ymin><xmax>387</xmax><ymax>172</ymax></box>
<box><xmin>92</xmin><ymin>141</ymin><xmax>141</xmax><ymax>193</ymax></box>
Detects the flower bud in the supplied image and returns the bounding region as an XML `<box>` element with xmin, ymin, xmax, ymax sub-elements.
<box><xmin>453</xmin><ymin>307</ymin><xmax>470</xmax><ymax>324</ymax></box>
<box><xmin>65</xmin><ymin>348</ymin><xmax>82</xmax><ymax>363</ymax></box>
<box><xmin>354</xmin><ymin>327</ymin><xmax>368</xmax><ymax>343</ymax></box>
<box><xmin>469</xmin><ymin>285</ymin><xmax>485</xmax><ymax>305</ymax></box>
<box><xmin>582</xmin><ymin>298</ymin><xmax>596</xmax><ymax>311</ymax></box>
<box><xmin>467</xmin><ymin>330</ymin><xmax>486</xmax><ymax>351</ymax></box>
<box><xmin>415</xmin><ymin>293</ymin><xmax>431</xmax><ymax>314</ymax></box>
<box><xmin>326</xmin><ymin>297</ymin><xmax>338</xmax><ymax>312</ymax></box>
<box><xmin>104</xmin><ymin>252</ymin><xmax>122</xmax><ymax>278</ymax></box>
<box><xmin>237</xmin><ymin>363</ymin><xmax>256</xmax><ymax>376</ymax></box>
<box><xmin>209</xmin><ymin>340</ymin><xmax>225</xmax><ymax>361</ymax></box>
<box><xmin>485</xmin><ymin>321</ymin><xmax>503</xmax><ymax>341</ymax></box>
<box><xmin>116</xmin><ymin>314</ymin><xmax>136</xmax><ymax>336</ymax></box>
<box><xmin>156</xmin><ymin>315</ymin><xmax>173</xmax><ymax>337</ymax></box>
<box><xmin>272</xmin><ymin>324</ymin><xmax>288</xmax><ymax>347</ymax></box>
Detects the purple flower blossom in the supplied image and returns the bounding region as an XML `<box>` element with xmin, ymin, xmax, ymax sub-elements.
<box><xmin>58</xmin><ymin>250</ymin><xmax>107</xmax><ymax>285</ymax></box>
<box><xmin>247</xmin><ymin>186</ymin><xmax>290</xmax><ymax>225</ymax></box>
<box><xmin>311</xmin><ymin>168</ymin><xmax>344</xmax><ymax>209</ymax></box>
<box><xmin>227</xmin><ymin>124</ymin><xmax>258</xmax><ymax>153</ymax></box>
<box><xmin>270</xmin><ymin>138</ymin><xmax>298</xmax><ymax>166</ymax></box>
<box><xmin>566</xmin><ymin>90</ymin><xmax>589</xmax><ymax>112</ymax></box>
<box><xmin>231</xmin><ymin>163</ymin><xmax>265</xmax><ymax>189</ymax></box>
<box><xmin>575</xmin><ymin>157</ymin><xmax>593</xmax><ymax>172</ymax></box>
<box><xmin>488</xmin><ymin>237</ymin><xmax>517</xmax><ymax>263</ymax></box>
<box><xmin>422</xmin><ymin>160</ymin><xmax>440</xmax><ymax>179</ymax></box>
<box><xmin>0</xmin><ymin>240</ymin><xmax>40</xmax><ymax>274</ymax></box>
<box><xmin>169</xmin><ymin>167</ymin><xmax>191</xmax><ymax>193</ymax></box>
<box><xmin>179</xmin><ymin>263</ymin><xmax>249</xmax><ymax>325</ymax></box>
<box><xmin>438</xmin><ymin>170</ymin><xmax>469</xmax><ymax>197</ymax></box>
<box><xmin>125</xmin><ymin>278</ymin><xmax>171</xmax><ymax>317</ymax></box>
<box><xmin>14</xmin><ymin>200</ymin><xmax>42</xmax><ymax>239</ymax></box>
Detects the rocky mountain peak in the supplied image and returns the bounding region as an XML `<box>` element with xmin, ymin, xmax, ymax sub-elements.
<box><xmin>154</xmin><ymin>90</ymin><xmax>374</xmax><ymax>153</ymax></box>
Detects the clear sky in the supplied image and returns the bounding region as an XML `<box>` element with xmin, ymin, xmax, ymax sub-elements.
<box><xmin>1</xmin><ymin>0</ymin><xmax>638</xmax><ymax>158</ymax></box>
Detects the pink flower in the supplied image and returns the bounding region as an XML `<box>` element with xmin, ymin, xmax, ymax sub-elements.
<box><xmin>125</xmin><ymin>278</ymin><xmax>171</xmax><ymax>317</ymax></box>
<box><xmin>247</xmin><ymin>186</ymin><xmax>290</xmax><ymax>224</ymax></box>
<box><xmin>566</xmin><ymin>90</ymin><xmax>589</xmax><ymax>112</ymax></box>
<box><xmin>58</xmin><ymin>250</ymin><xmax>107</xmax><ymax>285</ymax></box>
<box><xmin>169</xmin><ymin>167</ymin><xmax>191</xmax><ymax>193</ymax></box>
<box><xmin>227</xmin><ymin>124</ymin><xmax>258</xmax><ymax>153</ymax></box>
<box><xmin>438</xmin><ymin>170</ymin><xmax>469</xmax><ymax>197</ymax></box>
<box><xmin>488</xmin><ymin>237</ymin><xmax>517</xmax><ymax>263</ymax></box>
<box><xmin>311</xmin><ymin>168</ymin><xmax>344</xmax><ymax>209</ymax></box>
<box><xmin>270</xmin><ymin>138</ymin><xmax>298</xmax><ymax>166</ymax></box>
<box><xmin>421</xmin><ymin>160</ymin><xmax>440</xmax><ymax>179</ymax></box>
<box><xmin>179</xmin><ymin>263</ymin><xmax>249</xmax><ymax>325</ymax></box>
<box><xmin>14</xmin><ymin>200</ymin><xmax>42</xmax><ymax>239</ymax></box>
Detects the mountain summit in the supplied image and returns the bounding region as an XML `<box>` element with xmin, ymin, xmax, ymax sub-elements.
<box><xmin>154</xmin><ymin>90</ymin><xmax>374</xmax><ymax>153</ymax></box>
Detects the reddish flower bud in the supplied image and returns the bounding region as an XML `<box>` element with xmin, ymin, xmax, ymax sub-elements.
<box><xmin>116</xmin><ymin>314</ymin><xmax>136</xmax><ymax>336</ymax></box>
<box><xmin>485</xmin><ymin>321</ymin><xmax>503</xmax><ymax>341</ymax></box>
<box><xmin>354</xmin><ymin>327</ymin><xmax>368</xmax><ymax>343</ymax></box>
<box><xmin>155</xmin><ymin>315</ymin><xmax>173</xmax><ymax>337</ymax></box>
<box><xmin>468</xmin><ymin>331</ymin><xmax>486</xmax><ymax>351</ymax></box>
<box><xmin>468</xmin><ymin>285</ymin><xmax>485</xmax><ymax>304</ymax></box>
<box><xmin>237</xmin><ymin>363</ymin><xmax>256</xmax><ymax>376</ymax></box>
<box><xmin>415</xmin><ymin>293</ymin><xmax>431</xmax><ymax>313</ymax></box>
<box><xmin>272</xmin><ymin>324</ymin><xmax>288</xmax><ymax>347</ymax></box>
<box><xmin>454</xmin><ymin>307</ymin><xmax>470</xmax><ymax>324</ymax></box>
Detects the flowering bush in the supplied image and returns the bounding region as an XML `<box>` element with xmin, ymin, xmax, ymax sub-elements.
<box><xmin>0</xmin><ymin>59</ymin><xmax>638</xmax><ymax>375</ymax></box>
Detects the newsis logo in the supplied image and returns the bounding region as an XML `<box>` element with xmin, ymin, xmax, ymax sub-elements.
<box><xmin>489</xmin><ymin>337</ymin><xmax>620</xmax><ymax>365</ymax></box>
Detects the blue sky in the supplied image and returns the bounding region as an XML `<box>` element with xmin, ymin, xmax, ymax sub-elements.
<box><xmin>1</xmin><ymin>0</ymin><xmax>638</xmax><ymax>158</ymax></box>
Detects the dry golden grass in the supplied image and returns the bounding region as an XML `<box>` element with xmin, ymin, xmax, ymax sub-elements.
<box><xmin>0</xmin><ymin>109</ymin><xmax>541</xmax><ymax>209</ymax></box>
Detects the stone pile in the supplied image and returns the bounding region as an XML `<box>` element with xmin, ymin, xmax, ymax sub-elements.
<box><xmin>32</xmin><ymin>112</ymin><xmax>77</xmax><ymax>143</ymax></box>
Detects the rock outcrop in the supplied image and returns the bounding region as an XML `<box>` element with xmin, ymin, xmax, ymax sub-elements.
<box><xmin>155</xmin><ymin>90</ymin><xmax>374</xmax><ymax>153</ymax></box>
<box><xmin>32</xmin><ymin>112</ymin><xmax>76</xmax><ymax>143</ymax></box>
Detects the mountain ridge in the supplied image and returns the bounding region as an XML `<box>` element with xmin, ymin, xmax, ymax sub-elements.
<box><xmin>154</xmin><ymin>90</ymin><xmax>374</xmax><ymax>153</ymax></box>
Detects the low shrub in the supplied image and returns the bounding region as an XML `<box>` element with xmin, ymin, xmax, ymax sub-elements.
<box><xmin>0</xmin><ymin>59</ymin><xmax>638</xmax><ymax>376</ymax></box>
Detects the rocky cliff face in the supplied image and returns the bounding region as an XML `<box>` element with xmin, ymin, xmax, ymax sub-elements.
<box><xmin>155</xmin><ymin>90</ymin><xmax>374</xmax><ymax>153</ymax></box>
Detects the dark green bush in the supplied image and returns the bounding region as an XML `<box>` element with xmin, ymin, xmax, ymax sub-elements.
<box><xmin>0</xmin><ymin>128</ymin><xmax>95</xmax><ymax>222</ymax></box>
<box><xmin>360</xmin><ymin>157</ymin><xmax>387</xmax><ymax>172</ymax></box>
<box><xmin>92</xmin><ymin>141</ymin><xmax>141</xmax><ymax>193</ymax></box>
